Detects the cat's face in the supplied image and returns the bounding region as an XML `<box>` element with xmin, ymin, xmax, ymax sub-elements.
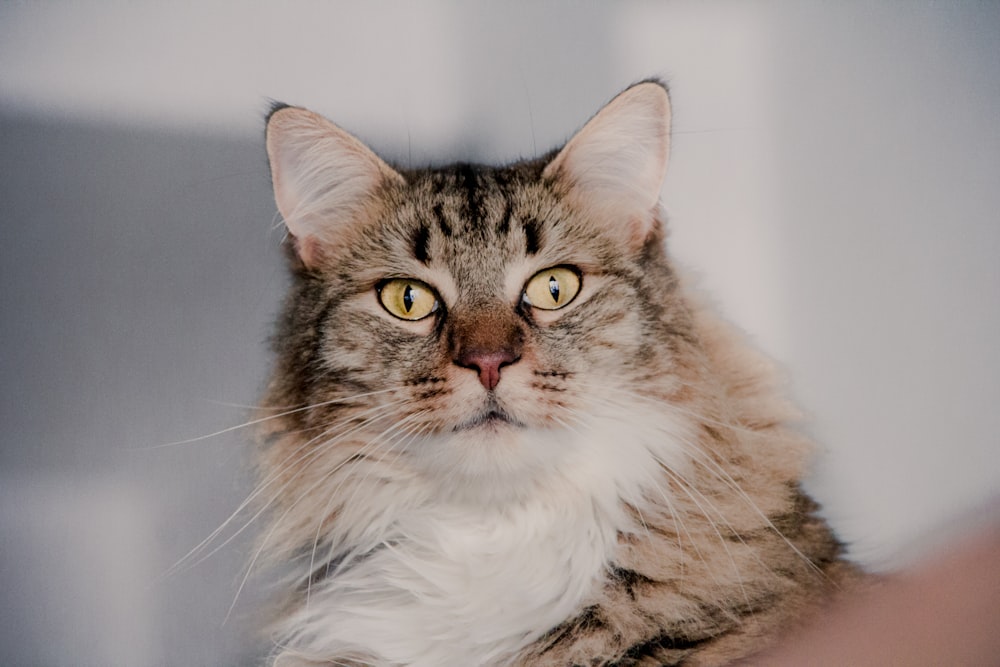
<box><xmin>265</xmin><ymin>82</ymin><xmax>689</xmax><ymax>492</ymax></box>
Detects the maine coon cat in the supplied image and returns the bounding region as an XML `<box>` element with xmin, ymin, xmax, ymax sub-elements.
<box><xmin>258</xmin><ymin>80</ymin><xmax>860</xmax><ymax>666</ymax></box>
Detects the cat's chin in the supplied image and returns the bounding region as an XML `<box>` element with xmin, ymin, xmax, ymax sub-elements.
<box><xmin>451</xmin><ymin>406</ymin><xmax>525</xmax><ymax>433</ymax></box>
<box><xmin>406</xmin><ymin>426</ymin><xmax>578</xmax><ymax>504</ymax></box>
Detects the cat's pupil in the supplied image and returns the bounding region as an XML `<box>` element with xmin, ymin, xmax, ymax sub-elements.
<box><xmin>548</xmin><ymin>276</ymin><xmax>560</xmax><ymax>303</ymax></box>
<box><xmin>403</xmin><ymin>284</ymin><xmax>415</xmax><ymax>312</ymax></box>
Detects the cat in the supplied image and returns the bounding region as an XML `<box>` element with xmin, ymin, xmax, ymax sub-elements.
<box><xmin>256</xmin><ymin>80</ymin><xmax>861</xmax><ymax>666</ymax></box>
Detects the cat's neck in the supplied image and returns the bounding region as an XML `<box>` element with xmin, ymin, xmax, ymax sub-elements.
<box><xmin>274</xmin><ymin>426</ymin><xmax>637</xmax><ymax>666</ymax></box>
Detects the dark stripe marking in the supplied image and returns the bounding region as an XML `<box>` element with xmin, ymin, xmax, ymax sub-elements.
<box><xmin>412</xmin><ymin>224</ymin><xmax>430</xmax><ymax>264</ymax></box>
<box><xmin>432</xmin><ymin>202</ymin><xmax>452</xmax><ymax>237</ymax></box>
<box><xmin>456</xmin><ymin>163</ymin><xmax>485</xmax><ymax>225</ymax></box>
<box><xmin>497</xmin><ymin>201</ymin><xmax>513</xmax><ymax>236</ymax></box>
<box><xmin>613</xmin><ymin>632</ymin><xmax>712</xmax><ymax>665</ymax></box>
<box><xmin>537</xmin><ymin>605</ymin><xmax>606</xmax><ymax>655</ymax></box>
<box><xmin>524</xmin><ymin>216</ymin><xmax>542</xmax><ymax>255</ymax></box>
<box><xmin>608</xmin><ymin>566</ymin><xmax>657</xmax><ymax>601</ymax></box>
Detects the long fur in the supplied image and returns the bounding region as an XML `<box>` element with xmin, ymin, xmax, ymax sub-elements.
<box><xmin>256</xmin><ymin>81</ymin><xmax>861</xmax><ymax>667</ymax></box>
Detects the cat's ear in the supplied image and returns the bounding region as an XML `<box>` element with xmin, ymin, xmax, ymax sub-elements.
<box><xmin>266</xmin><ymin>105</ymin><xmax>405</xmax><ymax>268</ymax></box>
<box><xmin>542</xmin><ymin>81</ymin><xmax>671</xmax><ymax>249</ymax></box>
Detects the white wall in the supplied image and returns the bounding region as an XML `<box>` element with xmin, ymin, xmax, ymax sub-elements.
<box><xmin>1</xmin><ymin>2</ymin><xmax>998</xmax><ymax>664</ymax></box>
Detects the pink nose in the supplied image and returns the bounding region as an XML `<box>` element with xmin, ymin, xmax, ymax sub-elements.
<box><xmin>455</xmin><ymin>349</ymin><xmax>519</xmax><ymax>390</ymax></box>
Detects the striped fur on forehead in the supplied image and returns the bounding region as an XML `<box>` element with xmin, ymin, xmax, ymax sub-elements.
<box><xmin>394</xmin><ymin>162</ymin><xmax>555</xmax><ymax>267</ymax></box>
<box><xmin>380</xmin><ymin>161</ymin><xmax>667</xmax><ymax>299</ymax></box>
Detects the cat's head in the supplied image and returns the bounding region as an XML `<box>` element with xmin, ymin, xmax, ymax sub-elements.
<box><xmin>264</xmin><ymin>81</ymin><xmax>696</xmax><ymax>495</ymax></box>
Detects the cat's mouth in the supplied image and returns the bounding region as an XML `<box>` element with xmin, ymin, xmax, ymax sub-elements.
<box><xmin>453</xmin><ymin>407</ymin><xmax>524</xmax><ymax>432</ymax></box>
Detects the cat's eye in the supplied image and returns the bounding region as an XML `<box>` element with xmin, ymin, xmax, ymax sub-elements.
<box><xmin>378</xmin><ymin>279</ymin><xmax>439</xmax><ymax>321</ymax></box>
<box><xmin>523</xmin><ymin>266</ymin><xmax>581</xmax><ymax>310</ymax></box>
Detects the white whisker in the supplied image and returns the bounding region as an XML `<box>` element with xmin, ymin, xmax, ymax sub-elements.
<box><xmin>303</xmin><ymin>410</ymin><xmax>430</xmax><ymax>608</ymax></box>
<box><xmin>141</xmin><ymin>387</ymin><xmax>401</xmax><ymax>450</ymax></box>
<box><xmin>163</xmin><ymin>396</ymin><xmax>410</xmax><ymax>580</ymax></box>
<box><xmin>232</xmin><ymin>409</ymin><xmax>430</xmax><ymax>617</ymax></box>
<box><xmin>573</xmin><ymin>384</ymin><xmax>828</xmax><ymax>580</ymax></box>
<box><xmin>654</xmin><ymin>460</ymin><xmax>752</xmax><ymax>611</ymax></box>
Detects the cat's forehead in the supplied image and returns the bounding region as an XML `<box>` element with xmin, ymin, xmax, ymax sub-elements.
<box><xmin>403</xmin><ymin>163</ymin><xmax>547</xmax><ymax>235</ymax></box>
<box><xmin>380</xmin><ymin>162</ymin><xmax>569</xmax><ymax>283</ymax></box>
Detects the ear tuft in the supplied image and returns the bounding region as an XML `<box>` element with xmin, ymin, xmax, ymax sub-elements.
<box><xmin>265</xmin><ymin>107</ymin><xmax>404</xmax><ymax>267</ymax></box>
<box><xmin>543</xmin><ymin>81</ymin><xmax>671</xmax><ymax>248</ymax></box>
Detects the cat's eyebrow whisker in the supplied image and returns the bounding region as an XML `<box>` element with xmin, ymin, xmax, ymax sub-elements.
<box><xmin>142</xmin><ymin>387</ymin><xmax>401</xmax><ymax>450</ymax></box>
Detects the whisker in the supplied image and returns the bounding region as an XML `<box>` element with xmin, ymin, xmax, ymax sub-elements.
<box><xmin>303</xmin><ymin>411</ymin><xmax>430</xmax><ymax>608</ymax></box>
<box><xmin>140</xmin><ymin>387</ymin><xmax>401</xmax><ymax>450</ymax></box>
<box><xmin>572</xmin><ymin>386</ymin><xmax>827</xmax><ymax>580</ymax></box>
<box><xmin>233</xmin><ymin>409</ymin><xmax>430</xmax><ymax>619</ymax></box>
<box><xmin>637</xmin><ymin>467</ymin><xmax>720</xmax><ymax>591</ymax></box>
<box><xmin>654</xmin><ymin>459</ymin><xmax>752</xmax><ymax>612</ymax></box>
<box><xmin>163</xmin><ymin>398</ymin><xmax>410</xmax><ymax>579</ymax></box>
<box><xmin>674</xmin><ymin>441</ymin><xmax>827</xmax><ymax>581</ymax></box>
<box><xmin>573</xmin><ymin>379</ymin><xmax>761</xmax><ymax>439</ymax></box>
<box><xmin>319</xmin><ymin>419</ymin><xmax>435</xmax><ymax>586</ymax></box>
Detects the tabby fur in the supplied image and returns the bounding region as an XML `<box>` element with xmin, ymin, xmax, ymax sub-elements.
<box><xmin>258</xmin><ymin>80</ymin><xmax>860</xmax><ymax>666</ymax></box>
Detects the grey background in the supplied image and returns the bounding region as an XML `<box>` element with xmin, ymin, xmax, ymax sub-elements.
<box><xmin>1</xmin><ymin>3</ymin><xmax>998</xmax><ymax>665</ymax></box>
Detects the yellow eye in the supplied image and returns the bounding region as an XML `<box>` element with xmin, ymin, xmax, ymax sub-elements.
<box><xmin>523</xmin><ymin>266</ymin><xmax>581</xmax><ymax>310</ymax></box>
<box><xmin>378</xmin><ymin>279</ymin><xmax>439</xmax><ymax>321</ymax></box>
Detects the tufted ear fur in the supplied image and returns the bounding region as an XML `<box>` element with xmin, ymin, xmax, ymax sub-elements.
<box><xmin>543</xmin><ymin>81</ymin><xmax>671</xmax><ymax>250</ymax></box>
<box><xmin>265</xmin><ymin>106</ymin><xmax>405</xmax><ymax>267</ymax></box>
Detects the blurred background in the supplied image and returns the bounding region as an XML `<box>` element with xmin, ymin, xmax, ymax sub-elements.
<box><xmin>1</xmin><ymin>2</ymin><xmax>998</xmax><ymax>665</ymax></box>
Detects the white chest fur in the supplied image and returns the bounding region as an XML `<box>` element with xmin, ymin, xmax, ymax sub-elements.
<box><xmin>276</xmin><ymin>409</ymin><xmax>691</xmax><ymax>667</ymax></box>
<box><xmin>283</xmin><ymin>490</ymin><xmax>618</xmax><ymax>666</ymax></box>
